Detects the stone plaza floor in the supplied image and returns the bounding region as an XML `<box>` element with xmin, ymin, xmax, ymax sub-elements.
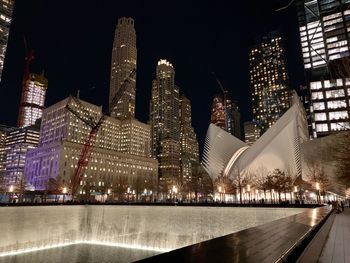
<box><xmin>319</xmin><ymin>207</ymin><xmax>350</xmax><ymax>263</ymax></box>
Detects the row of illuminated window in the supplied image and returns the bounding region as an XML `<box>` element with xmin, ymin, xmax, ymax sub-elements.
<box><xmin>313</xmin><ymin>100</ymin><xmax>348</xmax><ymax>110</ymax></box>
<box><xmin>316</xmin><ymin>122</ymin><xmax>350</xmax><ymax>132</ymax></box>
<box><xmin>311</xmin><ymin>89</ymin><xmax>347</xmax><ymax>100</ymax></box>
<box><xmin>310</xmin><ymin>79</ymin><xmax>350</xmax><ymax>90</ymax></box>
<box><xmin>314</xmin><ymin>111</ymin><xmax>349</xmax><ymax>121</ymax></box>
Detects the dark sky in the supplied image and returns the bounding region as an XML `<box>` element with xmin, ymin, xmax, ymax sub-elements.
<box><xmin>0</xmin><ymin>0</ymin><xmax>306</xmax><ymax>155</ymax></box>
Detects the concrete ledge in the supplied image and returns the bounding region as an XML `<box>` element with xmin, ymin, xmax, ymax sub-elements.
<box><xmin>296</xmin><ymin>211</ymin><xmax>335</xmax><ymax>263</ymax></box>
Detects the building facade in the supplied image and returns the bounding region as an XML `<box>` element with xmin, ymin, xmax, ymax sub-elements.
<box><xmin>150</xmin><ymin>59</ymin><xmax>181</xmax><ymax>189</ymax></box>
<box><xmin>296</xmin><ymin>0</ymin><xmax>350</xmax><ymax>137</ymax></box>
<box><xmin>210</xmin><ymin>95</ymin><xmax>226</xmax><ymax>130</ymax></box>
<box><xmin>249</xmin><ymin>31</ymin><xmax>290</xmax><ymax>135</ymax></box>
<box><xmin>244</xmin><ymin>121</ymin><xmax>260</xmax><ymax>146</ymax></box>
<box><xmin>0</xmin><ymin>0</ymin><xmax>14</xmax><ymax>83</ymax></box>
<box><xmin>210</xmin><ymin>94</ymin><xmax>241</xmax><ymax>139</ymax></box>
<box><xmin>4</xmin><ymin>126</ymin><xmax>40</xmax><ymax>188</ymax></box>
<box><xmin>120</xmin><ymin>118</ymin><xmax>151</xmax><ymax>157</ymax></box>
<box><xmin>109</xmin><ymin>17</ymin><xmax>137</xmax><ymax>120</ymax></box>
<box><xmin>179</xmin><ymin>95</ymin><xmax>199</xmax><ymax>186</ymax></box>
<box><xmin>25</xmin><ymin>97</ymin><xmax>157</xmax><ymax>197</ymax></box>
<box><xmin>17</xmin><ymin>73</ymin><xmax>48</xmax><ymax>128</ymax></box>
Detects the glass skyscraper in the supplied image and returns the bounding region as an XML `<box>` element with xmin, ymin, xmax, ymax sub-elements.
<box><xmin>249</xmin><ymin>31</ymin><xmax>290</xmax><ymax>135</ymax></box>
<box><xmin>296</xmin><ymin>0</ymin><xmax>350</xmax><ymax>137</ymax></box>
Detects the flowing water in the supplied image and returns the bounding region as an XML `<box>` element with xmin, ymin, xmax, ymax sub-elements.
<box><xmin>0</xmin><ymin>205</ymin><xmax>306</xmax><ymax>262</ymax></box>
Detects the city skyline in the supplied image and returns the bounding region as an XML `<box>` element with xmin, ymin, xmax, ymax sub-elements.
<box><xmin>0</xmin><ymin>0</ymin><xmax>305</xmax><ymax>153</ymax></box>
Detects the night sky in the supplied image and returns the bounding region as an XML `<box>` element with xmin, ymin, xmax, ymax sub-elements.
<box><xmin>0</xmin><ymin>0</ymin><xmax>306</xmax><ymax>155</ymax></box>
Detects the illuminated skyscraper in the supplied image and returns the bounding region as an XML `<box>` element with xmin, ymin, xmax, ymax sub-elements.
<box><xmin>249</xmin><ymin>31</ymin><xmax>290</xmax><ymax>135</ymax></box>
<box><xmin>179</xmin><ymin>95</ymin><xmax>199</xmax><ymax>185</ymax></box>
<box><xmin>210</xmin><ymin>95</ymin><xmax>226</xmax><ymax>130</ymax></box>
<box><xmin>17</xmin><ymin>73</ymin><xmax>48</xmax><ymax>128</ymax></box>
<box><xmin>0</xmin><ymin>0</ymin><xmax>14</xmax><ymax>83</ymax></box>
<box><xmin>296</xmin><ymin>0</ymin><xmax>350</xmax><ymax>137</ymax></box>
<box><xmin>150</xmin><ymin>59</ymin><xmax>180</xmax><ymax>188</ymax></box>
<box><xmin>244</xmin><ymin>121</ymin><xmax>260</xmax><ymax>146</ymax></box>
<box><xmin>4</xmin><ymin>125</ymin><xmax>40</xmax><ymax>188</ymax></box>
<box><xmin>109</xmin><ymin>17</ymin><xmax>137</xmax><ymax>119</ymax></box>
<box><xmin>210</xmin><ymin>94</ymin><xmax>241</xmax><ymax>139</ymax></box>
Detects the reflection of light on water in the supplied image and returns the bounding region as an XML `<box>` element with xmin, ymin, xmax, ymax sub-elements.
<box><xmin>310</xmin><ymin>208</ymin><xmax>318</xmax><ymax>227</ymax></box>
<box><xmin>0</xmin><ymin>240</ymin><xmax>169</xmax><ymax>257</ymax></box>
<box><xmin>0</xmin><ymin>241</ymin><xmax>79</xmax><ymax>257</ymax></box>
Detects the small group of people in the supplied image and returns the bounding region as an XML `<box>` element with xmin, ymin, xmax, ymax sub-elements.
<box><xmin>328</xmin><ymin>200</ymin><xmax>345</xmax><ymax>213</ymax></box>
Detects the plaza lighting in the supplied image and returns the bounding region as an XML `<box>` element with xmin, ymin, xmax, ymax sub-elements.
<box><xmin>9</xmin><ymin>185</ymin><xmax>14</xmax><ymax>193</ymax></box>
<box><xmin>247</xmin><ymin>184</ymin><xmax>250</xmax><ymax>192</ymax></box>
<box><xmin>294</xmin><ymin>186</ymin><xmax>298</xmax><ymax>192</ymax></box>
<box><xmin>316</xmin><ymin>182</ymin><xmax>320</xmax><ymax>190</ymax></box>
<box><xmin>62</xmin><ymin>187</ymin><xmax>67</xmax><ymax>194</ymax></box>
<box><xmin>107</xmin><ymin>189</ymin><xmax>111</xmax><ymax>195</ymax></box>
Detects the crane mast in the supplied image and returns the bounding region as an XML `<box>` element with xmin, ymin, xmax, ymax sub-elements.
<box><xmin>212</xmin><ymin>72</ymin><xmax>228</xmax><ymax>132</ymax></box>
<box><xmin>65</xmin><ymin>69</ymin><xmax>136</xmax><ymax>199</ymax></box>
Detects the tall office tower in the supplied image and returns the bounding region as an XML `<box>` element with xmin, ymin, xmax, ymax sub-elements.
<box><xmin>4</xmin><ymin>125</ymin><xmax>40</xmax><ymax>188</ymax></box>
<box><xmin>249</xmin><ymin>31</ymin><xmax>290</xmax><ymax>135</ymax></box>
<box><xmin>109</xmin><ymin>17</ymin><xmax>137</xmax><ymax>119</ymax></box>
<box><xmin>211</xmin><ymin>94</ymin><xmax>242</xmax><ymax>139</ymax></box>
<box><xmin>210</xmin><ymin>95</ymin><xmax>226</xmax><ymax>130</ymax></box>
<box><xmin>17</xmin><ymin>73</ymin><xmax>48</xmax><ymax>128</ymax></box>
<box><xmin>179</xmin><ymin>95</ymin><xmax>199</xmax><ymax>186</ymax></box>
<box><xmin>226</xmin><ymin>99</ymin><xmax>242</xmax><ymax>139</ymax></box>
<box><xmin>244</xmin><ymin>121</ymin><xmax>260</xmax><ymax>146</ymax></box>
<box><xmin>0</xmin><ymin>125</ymin><xmax>10</xmax><ymax>184</ymax></box>
<box><xmin>25</xmin><ymin>97</ymin><xmax>158</xmax><ymax>194</ymax></box>
<box><xmin>150</xmin><ymin>59</ymin><xmax>180</xmax><ymax>187</ymax></box>
<box><xmin>0</xmin><ymin>0</ymin><xmax>14</xmax><ymax>83</ymax></box>
<box><xmin>296</xmin><ymin>0</ymin><xmax>350</xmax><ymax>138</ymax></box>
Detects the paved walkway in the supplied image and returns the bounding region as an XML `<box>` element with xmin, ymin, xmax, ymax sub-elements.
<box><xmin>319</xmin><ymin>207</ymin><xmax>350</xmax><ymax>263</ymax></box>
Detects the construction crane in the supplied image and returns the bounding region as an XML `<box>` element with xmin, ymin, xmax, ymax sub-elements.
<box><xmin>109</xmin><ymin>68</ymin><xmax>136</xmax><ymax>115</ymax></box>
<box><xmin>66</xmin><ymin>69</ymin><xmax>136</xmax><ymax>199</ymax></box>
<box><xmin>212</xmin><ymin>72</ymin><xmax>228</xmax><ymax>131</ymax></box>
<box><xmin>17</xmin><ymin>36</ymin><xmax>35</xmax><ymax>127</ymax></box>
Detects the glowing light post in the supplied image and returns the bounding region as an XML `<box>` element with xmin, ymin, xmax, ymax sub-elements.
<box><xmin>271</xmin><ymin>189</ymin><xmax>275</xmax><ymax>204</ymax></box>
<box><xmin>316</xmin><ymin>182</ymin><xmax>320</xmax><ymax>204</ymax></box>
<box><xmin>62</xmin><ymin>187</ymin><xmax>67</xmax><ymax>203</ymax></box>
<box><xmin>9</xmin><ymin>185</ymin><xmax>14</xmax><ymax>203</ymax></box>
<box><xmin>107</xmin><ymin>188</ymin><xmax>111</xmax><ymax>202</ymax></box>
<box><xmin>247</xmin><ymin>184</ymin><xmax>251</xmax><ymax>203</ymax></box>
<box><xmin>218</xmin><ymin>186</ymin><xmax>222</xmax><ymax>202</ymax></box>
<box><xmin>255</xmin><ymin>189</ymin><xmax>259</xmax><ymax>203</ymax></box>
<box><xmin>294</xmin><ymin>186</ymin><xmax>298</xmax><ymax>204</ymax></box>
<box><xmin>172</xmin><ymin>185</ymin><xmax>178</xmax><ymax>203</ymax></box>
<box><xmin>127</xmin><ymin>187</ymin><xmax>130</xmax><ymax>202</ymax></box>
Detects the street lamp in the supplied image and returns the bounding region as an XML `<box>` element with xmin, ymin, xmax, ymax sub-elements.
<box><xmin>247</xmin><ymin>184</ymin><xmax>251</xmax><ymax>203</ymax></box>
<box><xmin>271</xmin><ymin>189</ymin><xmax>275</xmax><ymax>203</ymax></box>
<box><xmin>172</xmin><ymin>185</ymin><xmax>178</xmax><ymax>202</ymax></box>
<box><xmin>218</xmin><ymin>186</ymin><xmax>222</xmax><ymax>202</ymax></box>
<box><xmin>9</xmin><ymin>185</ymin><xmax>14</xmax><ymax>203</ymax></box>
<box><xmin>294</xmin><ymin>186</ymin><xmax>298</xmax><ymax>203</ymax></box>
<box><xmin>316</xmin><ymin>182</ymin><xmax>320</xmax><ymax>204</ymax></box>
<box><xmin>62</xmin><ymin>187</ymin><xmax>67</xmax><ymax>203</ymax></box>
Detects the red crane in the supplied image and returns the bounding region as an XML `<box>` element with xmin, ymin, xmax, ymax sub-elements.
<box><xmin>65</xmin><ymin>69</ymin><xmax>136</xmax><ymax>198</ymax></box>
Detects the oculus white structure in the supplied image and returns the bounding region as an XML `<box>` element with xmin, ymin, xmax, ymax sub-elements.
<box><xmin>203</xmin><ymin>93</ymin><xmax>309</xmax><ymax>180</ymax></box>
